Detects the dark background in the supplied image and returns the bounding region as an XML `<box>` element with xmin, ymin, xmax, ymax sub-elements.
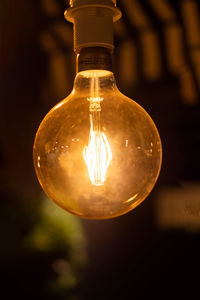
<box><xmin>0</xmin><ymin>0</ymin><xmax>200</xmax><ymax>299</ymax></box>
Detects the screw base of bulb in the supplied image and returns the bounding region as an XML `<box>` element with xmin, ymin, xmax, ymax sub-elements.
<box><xmin>77</xmin><ymin>47</ymin><xmax>112</xmax><ymax>72</ymax></box>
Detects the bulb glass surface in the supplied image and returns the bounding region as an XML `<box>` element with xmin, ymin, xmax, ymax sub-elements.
<box><xmin>33</xmin><ymin>70</ymin><xmax>162</xmax><ymax>219</ymax></box>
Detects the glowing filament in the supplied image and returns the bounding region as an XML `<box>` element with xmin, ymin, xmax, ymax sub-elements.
<box><xmin>83</xmin><ymin>123</ymin><xmax>112</xmax><ymax>186</ymax></box>
<box><xmin>83</xmin><ymin>96</ymin><xmax>112</xmax><ymax>186</ymax></box>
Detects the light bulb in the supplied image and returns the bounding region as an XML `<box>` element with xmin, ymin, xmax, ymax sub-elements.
<box><xmin>33</xmin><ymin>69</ymin><xmax>162</xmax><ymax>219</ymax></box>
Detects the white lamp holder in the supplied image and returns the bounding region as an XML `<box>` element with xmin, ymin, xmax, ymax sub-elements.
<box><xmin>64</xmin><ymin>0</ymin><xmax>122</xmax><ymax>53</ymax></box>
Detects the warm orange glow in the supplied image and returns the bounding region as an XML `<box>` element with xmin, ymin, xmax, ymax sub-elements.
<box><xmin>33</xmin><ymin>70</ymin><xmax>162</xmax><ymax>219</ymax></box>
<box><xmin>83</xmin><ymin>97</ymin><xmax>112</xmax><ymax>186</ymax></box>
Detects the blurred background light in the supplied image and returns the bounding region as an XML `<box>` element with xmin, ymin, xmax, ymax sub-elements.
<box><xmin>154</xmin><ymin>182</ymin><xmax>200</xmax><ymax>232</ymax></box>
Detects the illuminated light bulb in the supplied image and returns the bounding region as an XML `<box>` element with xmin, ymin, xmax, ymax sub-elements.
<box><xmin>33</xmin><ymin>69</ymin><xmax>162</xmax><ymax>219</ymax></box>
<box><xmin>33</xmin><ymin>1</ymin><xmax>162</xmax><ymax>219</ymax></box>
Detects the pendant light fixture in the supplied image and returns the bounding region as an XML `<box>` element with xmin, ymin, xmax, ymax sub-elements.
<box><xmin>33</xmin><ymin>0</ymin><xmax>162</xmax><ymax>219</ymax></box>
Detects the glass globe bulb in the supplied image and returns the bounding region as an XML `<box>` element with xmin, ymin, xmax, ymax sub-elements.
<box><xmin>33</xmin><ymin>70</ymin><xmax>162</xmax><ymax>219</ymax></box>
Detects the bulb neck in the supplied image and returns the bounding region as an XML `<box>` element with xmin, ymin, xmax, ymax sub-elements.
<box><xmin>72</xmin><ymin>69</ymin><xmax>117</xmax><ymax>96</ymax></box>
<box><xmin>76</xmin><ymin>47</ymin><xmax>112</xmax><ymax>73</ymax></box>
